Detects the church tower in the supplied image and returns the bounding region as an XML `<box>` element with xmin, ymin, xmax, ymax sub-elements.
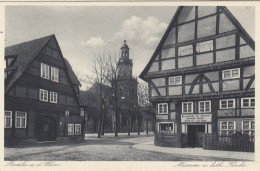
<box><xmin>118</xmin><ymin>40</ymin><xmax>133</xmax><ymax>79</ymax></box>
<box><xmin>117</xmin><ymin>40</ymin><xmax>138</xmax><ymax>133</ymax></box>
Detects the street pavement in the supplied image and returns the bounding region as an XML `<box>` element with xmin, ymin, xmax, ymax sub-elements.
<box><xmin>4</xmin><ymin>133</ymin><xmax>254</xmax><ymax>161</ymax></box>
<box><xmin>132</xmin><ymin>141</ymin><xmax>254</xmax><ymax>161</ymax></box>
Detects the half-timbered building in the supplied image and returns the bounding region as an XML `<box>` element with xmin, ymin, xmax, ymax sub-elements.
<box><xmin>4</xmin><ymin>35</ymin><xmax>85</xmax><ymax>145</ymax></box>
<box><xmin>140</xmin><ymin>6</ymin><xmax>254</xmax><ymax>148</ymax></box>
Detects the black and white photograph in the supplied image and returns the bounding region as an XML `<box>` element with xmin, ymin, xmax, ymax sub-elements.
<box><xmin>1</xmin><ymin>2</ymin><xmax>259</xmax><ymax>170</ymax></box>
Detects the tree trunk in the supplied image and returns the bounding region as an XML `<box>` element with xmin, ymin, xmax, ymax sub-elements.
<box><xmin>146</xmin><ymin>115</ymin><xmax>149</xmax><ymax>135</ymax></box>
<box><xmin>137</xmin><ymin>107</ymin><xmax>140</xmax><ymax>135</ymax></box>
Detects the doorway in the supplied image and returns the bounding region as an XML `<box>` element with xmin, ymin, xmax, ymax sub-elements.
<box><xmin>187</xmin><ymin>125</ymin><xmax>205</xmax><ymax>147</ymax></box>
<box><xmin>38</xmin><ymin>116</ymin><xmax>56</xmax><ymax>142</ymax></box>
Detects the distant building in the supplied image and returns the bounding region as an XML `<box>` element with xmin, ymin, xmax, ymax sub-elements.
<box><xmin>117</xmin><ymin>40</ymin><xmax>139</xmax><ymax>132</ymax></box>
<box><xmin>80</xmin><ymin>83</ymin><xmax>115</xmax><ymax>133</ymax></box>
<box><xmin>4</xmin><ymin>35</ymin><xmax>85</xmax><ymax>145</ymax></box>
<box><xmin>140</xmin><ymin>6</ymin><xmax>255</xmax><ymax>148</ymax></box>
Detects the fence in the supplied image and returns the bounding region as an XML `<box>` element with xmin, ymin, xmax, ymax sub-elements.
<box><xmin>154</xmin><ymin>132</ymin><xmax>188</xmax><ymax>147</ymax></box>
<box><xmin>203</xmin><ymin>133</ymin><xmax>254</xmax><ymax>152</ymax></box>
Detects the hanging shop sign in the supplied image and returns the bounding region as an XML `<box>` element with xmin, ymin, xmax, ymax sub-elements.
<box><xmin>181</xmin><ymin>114</ymin><xmax>212</xmax><ymax>123</ymax></box>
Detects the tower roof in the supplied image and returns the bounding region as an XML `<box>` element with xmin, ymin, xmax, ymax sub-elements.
<box><xmin>120</xmin><ymin>40</ymin><xmax>129</xmax><ymax>49</ymax></box>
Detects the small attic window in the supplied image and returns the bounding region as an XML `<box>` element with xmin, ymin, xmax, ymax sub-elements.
<box><xmin>5</xmin><ymin>55</ymin><xmax>17</xmax><ymax>68</ymax></box>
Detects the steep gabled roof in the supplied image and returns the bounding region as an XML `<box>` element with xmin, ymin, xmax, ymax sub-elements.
<box><xmin>5</xmin><ymin>35</ymin><xmax>81</xmax><ymax>96</ymax></box>
<box><xmin>139</xmin><ymin>6</ymin><xmax>255</xmax><ymax>80</ymax></box>
<box><xmin>64</xmin><ymin>58</ymin><xmax>81</xmax><ymax>86</ymax></box>
<box><xmin>5</xmin><ymin>35</ymin><xmax>53</xmax><ymax>93</ymax></box>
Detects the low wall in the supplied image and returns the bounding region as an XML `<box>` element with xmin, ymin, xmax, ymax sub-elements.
<box><xmin>154</xmin><ymin>132</ymin><xmax>184</xmax><ymax>148</ymax></box>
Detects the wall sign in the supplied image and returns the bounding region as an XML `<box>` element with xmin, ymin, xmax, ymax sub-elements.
<box><xmin>181</xmin><ymin>114</ymin><xmax>212</xmax><ymax>123</ymax></box>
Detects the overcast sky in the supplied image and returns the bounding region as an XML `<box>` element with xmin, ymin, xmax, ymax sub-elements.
<box><xmin>5</xmin><ymin>6</ymin><xmax>254</xmax><ymax>89</ymax></box>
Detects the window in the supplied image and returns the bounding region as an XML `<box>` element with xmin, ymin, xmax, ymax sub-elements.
<box><xmin>199</xmin><ymin>101</ymin><xmax>211</xmax><ymax>113</ymax></box>
<box><xmin>5</xmin><ymin>111</ymin><xmax>12</xmax><ymax>128</ymax></box>
<box><xmin>182</xmin><ymin>102</ymin><xmax>193</xmax><ymax>113</ymax></box>
<box><xmin>15</xmin><ymin>111</ymin><xmax>27</xmax><ymax>128</ymax></box>
<box><xmin>241</xmin><ymin>97</ymin><xmax>255</xmax><ymax>108</ymax></box>
<box><xmin>220</xmin><ymin>99</ymin><xmax>235</xmax><ymax>109</ymax></box>
<box><xmin>50</xmin><ymin>91</ymin><xmax>58</xmax><ymax>103</ymax></box>
<box><xmin>158</xmin><ymin>103</ymin><xmax>168</xmax><ymax>114</ymax></box>
<box><xmin>39</xmin><ymin>89</ymin><xmax>48</xmax><ymax>102</ymax></box>
<box><xmin>220</xmin><ymin>121</ymin><xmax>236</xmax><ymax>135</ymax></box>
<box><xmin>75</xmin><ymin>124</ymin><xmax>81</xmax><ymax>135</ymax></box>
<box><xmin>51</xmin><ymin>67</ymin><xmax>59</xmax><ymax>82</ymax></box>
<box><xmin>41</xmin><ymin>63</ymin><xmax>50</xmax><ymax>79</ymax></box>
<box><xmin>80</xmin><ymin>108</ymin><xmax>84</xmax><ymax>117</ymax></box>
<box><xmin>159</xmin><ymin>123</ymin><xmax>174</xmax><ymax>132</ymax></box>
<box><xmin>68</xmin><ymin>124</ymin><xmax>74</xmax><ymax>135</ymax></box>
<box><xmin>242</xmin><ymin>121</ymin><xmax>254</xmax><ymax>136</ymax></box>
<box><xmin>222</xmin><ymin>68</ymin><xmax>240</xmax><ymax>79</ymax></box>
<box><xmin>169</xmin><ymin>76</ymin><xmax>182</xmax><ymax>85</ymax></box>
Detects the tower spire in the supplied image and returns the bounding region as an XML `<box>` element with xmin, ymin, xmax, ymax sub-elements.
<box><xmin>120</xmin><ymin>40</ymin><xmax>129</xmax><ymax>59</ymax></box>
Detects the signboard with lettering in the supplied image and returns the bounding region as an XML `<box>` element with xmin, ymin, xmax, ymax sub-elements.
<box><xmin>181</xmin><ymin>114</ymin><xmax>212</xmax><ymax>123</ymax></box>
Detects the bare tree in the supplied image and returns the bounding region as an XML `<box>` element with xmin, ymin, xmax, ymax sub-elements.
<box><xmin>137</xmin><ymin>81</ymin><xmax>155</xmax><ymax>135</ymax></box>
<box><xmin>81</xmin><ymin>54</ymin><xmax>111</xmax><ymax>138</ymax></box>
<box><xmin>106</xmin><ymin>54</ymin><xmax>121</xmax><ymax>137</ymax></box>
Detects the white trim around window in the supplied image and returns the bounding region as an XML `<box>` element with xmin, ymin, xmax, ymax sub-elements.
<box><xmin>39</xmin><ymin>89</ymin><xmax>48</xmax><ymax>102</ymax></box>
<box><xmin>199</xmin><ymin>100</ymin><xmax>211</xmax><ymax>113</ymax></box>
<box><xmin>241</xmin><ymin>120</ymin><xmax>255</xmax><ymax>136</ymax></box>
<box><xmin>219</xmin><ymin>121</ymin><xmax>236</xmax><ymax>135</ymax></box>
<box><xmin>168</xmin><ymin>76</ymin><xmax>182</xmax><ymax>85</ymax></box>
<box><xmin>75</xmin><ymin>124</ymin><xmax>81</xmax><ymax>135</ymax></box>
<box><xmin>158</xmin><ymin>122</ymin><xmax>174</xmax><ymax>133</ymax></box>
<box><xmin>219</xmin><ymin>99</ymin><xmax>235</xmax><ymax>109</ymax></box>
<box><xmin>68</xmin><ymin>124</ymin><xmax>74</xmax><ymax>135</ymax></box>
<box><xmin>15</xmin><ymin>111</ymin><xmax>27</xmax><ymax>128</ymax></box>
<box><xmin>222</xmin><ymin>68</ymin><xmax>240</xmax><ymax>80</ymax></box>
<box><xmin>182</xmin><ymin>102</ymin><xmax>193</xmax><ymax>113</ymax></box>
<box><xmin>50</xmin><ymin>91</ymin><xmax>58</xmax><ymax>103</ymax></box>
<box><xmin>158</xmin><ymin>103</ymin><xmax>168</xmax><ymax>114</ymax></box>
<box><xmin>4</xmin><ymin>111</ymin><xmax>12</xmax><ymax>128</ymax></box>
<box><xmin>51</xmin><ymin>66</ymin><xmax>59</xmax><ymax>82</ymax></box>
<box><xmin>241</xmin><ymin>97</ymin><xmax>255</xmax><ymax>108</ymax></box>
<box><xmin>40</xmin><ymin>63</ymin><xmax>50</xmax><ymax>79</ymax></box>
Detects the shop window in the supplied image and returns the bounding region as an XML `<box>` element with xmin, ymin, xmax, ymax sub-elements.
<box><xmin>182</xmin><ymin>102</ymin><xmax>193</xmax><ymax>113</ymax></box>
<box><xmin>199</xmin><ymin>100</ymin><xmax>211</xmax><ymax>113</ymax></box>
<box><xmin>50</xmin><ymin>91</ymin><xmax>58</xmax><ymax>103</ymax></box>
<box><xmin>51</xmin><ymin>67</ymin><xmax>59</xmax><ymax>82</ymax></box>
<box><xmin>158</xmin><ymin>103</ymin><xmax>168</xmax><ymax>114</ymax></box>
<box><xmin>219</xmin><ymin>99</ymin><xmax>235</xmax><ymax>109</ymax></box>
<box><xmin>39</xmin><ymin>89</ymin><xmax>48</xmax><ymax>102</ymax></box>
<box><xmin>169</xmin><ymin>76</ymin><xmax>182</xmax><ymax>85</ymax></box>
<box><xmin>41</xmin><ymin>63</ymin><xmax>50</xmax><ymax>79</ymax></box>
<box><xmin>15</xmin><ymin>111</ymin><xmax>27</xmax><ymax>128</ymax></box>
<box><xmin>242</xmin><ymin>121</ymin><xmax>254</xmax><ymax>136</ymax></box>
<box><xmin>75</xmin><ymin>124</ymin><xmax>81</xmax><ymax>135</ymax></box>
<box><xmin>241</xmin><ymin>97</ymin><xmax>255</xmax><ymax>108</ymax></box>
<box><xmin>68</xmin><ymin>124</ymin><xmax>74</xmax><ymax>135</ymax></box>
<box><xmin>220</xmin><ymin>121</ymin><xmax>236</xmax><ymax>135</ymax></box>
<box><xmin>159</xmin><ymin>123</ymin><xmax>174</xmax><ymax>132</ymax></box>
<box><xmin>4</xmin><ymin>111</ymin><xmax>12</xmax><ymax>128</ymax></box>
<box><xmin>222</xmin><ymin>68</ymin><xmax>240</xmax><ymax>80</ymax></box>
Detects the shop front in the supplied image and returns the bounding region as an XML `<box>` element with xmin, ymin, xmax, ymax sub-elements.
<box><xmin>181</xmin><ymin>114</ymin><xmax>212</xmax><ymax>148</ymax></box>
